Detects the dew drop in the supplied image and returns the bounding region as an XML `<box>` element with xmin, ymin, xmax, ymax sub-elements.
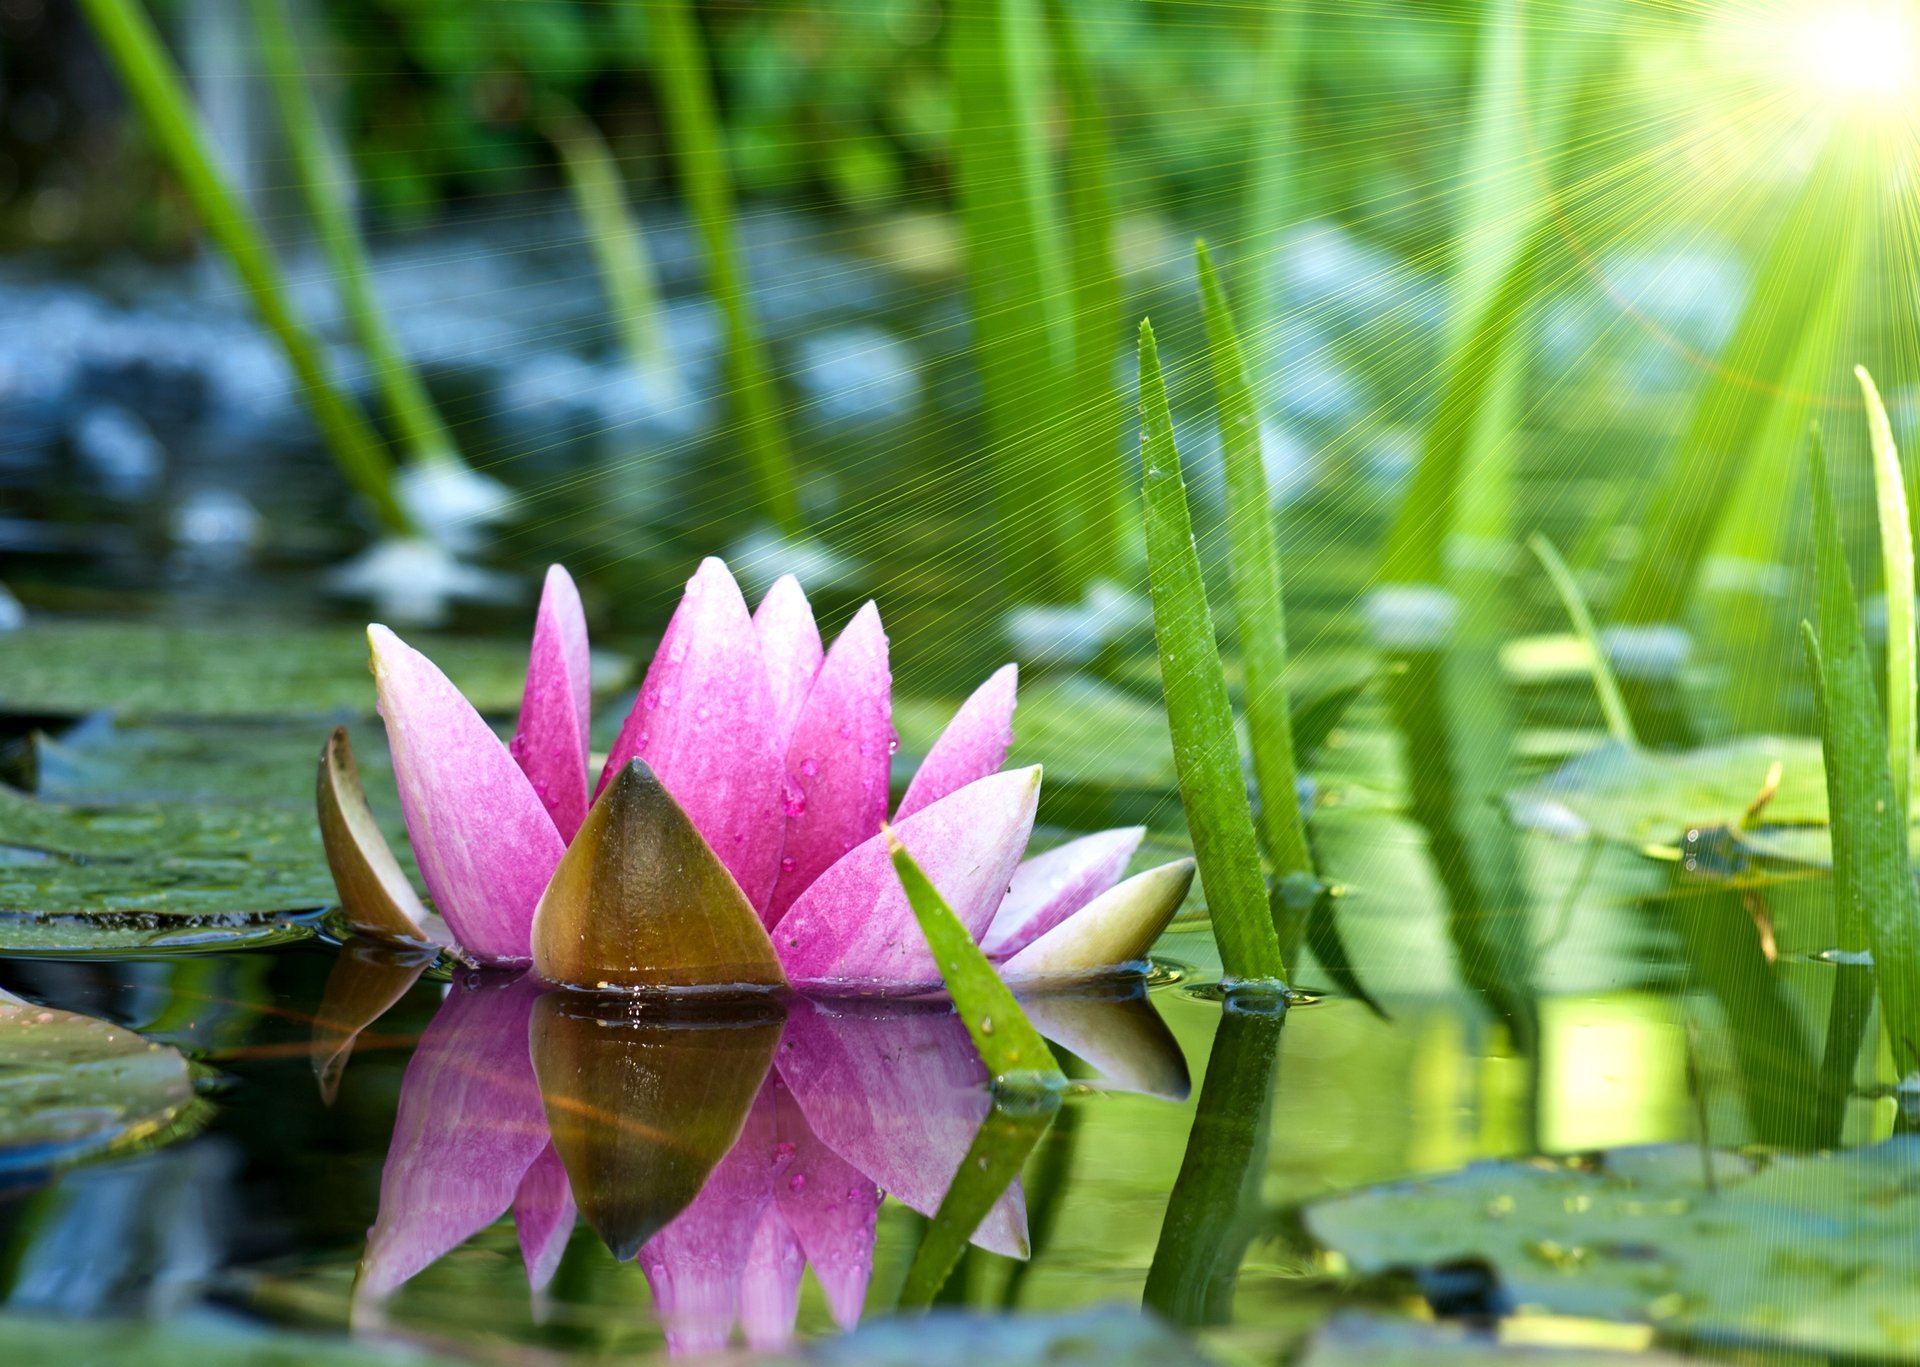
<box><xmin>980</xmin><ymin>1017</ymin><xmax>993</xmax><ymax>1035</ymax></box>
<box><xmin>781</xmin><ymin>856</ymin><xmax>797</xmax><ymax>873</ymax></box>
<box><xmin>788</xmin><ymin>1173</ymin><xmax>807</xmax><ymax>1193</ymax></box>
<box><xmin>800</xmin><ymin>758</ymin><xmax>820</xmax><ymax>778</ymax></box>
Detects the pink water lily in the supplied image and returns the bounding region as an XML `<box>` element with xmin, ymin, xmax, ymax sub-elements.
<box><xmin>326</xmin><ymin>557</ymin><xmax>1193</xmax><ymax>993</ymax></box>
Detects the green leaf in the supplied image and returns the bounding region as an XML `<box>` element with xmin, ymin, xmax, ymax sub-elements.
<box><xmin>0</xmin><ymin>995</ymin><xmax>202</xmax><ymax>1169</ymax></box>
<box><xmin>1528</xmin><ymin>535</ymin><xmax>1637</xmax><ymax>748</ymax></box>
<box><xmin>1137</xmin><ymin>320</ymin><xmax>1287</xmax><ymax>986</ymax></box>
<box><xmin>0</xmin><ymin>1314</ymin><xmax>476</xmax><ymax>1366</ymax></box>
<box><xmin>531</xmin><ymin>759</ymin><xmax>787</xmax><ymax>993</ymax></box>
<box><xmin>1805</xmin><ymin>434</ymin><xmax>1920</xmax><ymax>1076</ymax></box>
<box><xmin>640</xmin><ymin>0</ymin><xmax>799</xmax><ymax>533</ymax></box>
<box><xmin>1303</xmin><ymin>1140</ymin><xmax>1920</xmax><ymax>1362</ymax></box>
<box><xmin>1859</xmin><ymin>364</ymin><xmax>1915</xmax><ymax>828</ymax></box>
<box><xmin>0</xmin><ymin>620</ymin><xmax>627</xmax><ymax>719</ymax></box>
<box><xmin>1195</xmin><ymin>242</ymin><xmax>1313</xmax><ymax>880</ymax></box>
<box><xmin>74</xmin><ymin>0</ymin><xmax>411</xmax><ymax>532</ymax></box>
<box><xmin>887</xmin><ymin>833</ymin><xmax>1061</xmax><ymax>1087</ymax></box>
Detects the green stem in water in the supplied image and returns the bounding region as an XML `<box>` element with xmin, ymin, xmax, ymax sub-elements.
<box><xmin>639</xmin><ymin>0</ymin><xmax>800</xmax><ymax>534</ymax></box>
<box><xmin>77</xmin><ymin>0</ymin><xmax>412</xmax><ymax>533</ymax></box>
<box><xmin>1138</xmin><ymin>320</ymin><xmax>1288</xmax><ymax>987</ymax></box>
<box><xmin>1858</xmin><ymin>364</ymin><xmax>1914</xmax><ymax>830</ymax></box>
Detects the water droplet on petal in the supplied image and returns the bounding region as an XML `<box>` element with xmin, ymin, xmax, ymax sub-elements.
<box><xmin>788</xmin><ymin>1173</ymin><xmax>807</xmax><ymax>1193</ymax></box>
<box><xmin>800</xmin><ymin>758</ymin><xmax>819</xmax><ymax>778</ymax></box>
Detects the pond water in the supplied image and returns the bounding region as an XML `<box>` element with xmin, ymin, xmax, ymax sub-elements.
<box><xmin>3</xmin><ymin>206</ymin><xmax>1914</xmax><ymax>1365</ymax></box>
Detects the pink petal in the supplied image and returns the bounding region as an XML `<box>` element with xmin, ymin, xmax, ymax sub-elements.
<box><xmin>980</xmin><ymin>826</ymin><xmax>1144</xmax><ymax>959</ymax></box>
<box><xmin>895</xmin><ymin>664</ymin><xmax>1017</xmax><ymax>821</ymax></box>
<box><xmin>370</xmin><ymin>626</ymin><xmax>566</xmax><ymax>965</ymax></box>
<box><xmin>754</xmin><ymin>574</ymin><xmax>824</xmax><ymax>755</ymax></box>
<box><xmin>739</xmin><ymin>1204</ymin><xmax>805</xmax><ymax>1352</ymax></box>
<box><xmin>769</xmin><ymin>1072</ymin><xmax>877</xmax><ymax>1329</ymax></box>
<box><xmin>774</xmin><ymin>767</ymin><xmax>1042</xmax><ymax>992</ymax></box>
<box><xmin>358</xmin><ymin>974</ymin><xmax>551</xmax><ymax>1301</ymax></box>
<box><xmin>776</xmin><ymin>999</ymin><xmax>1028</xmax><ymax>1258</ymax></box>
<box><xmin>637</xmin><ymin>1085</ymin><xmax>778</xmax><ymax>1354</ymax></box>
<box><xmin>599</xmin><ymin>558</ymin><xmax>785</xmax><ymax>912</ymax></box>
<box><xmin>512</xmin><ymin>566</ymin><xmax>593</xmax><ymax>841</ymax></box>
<box><xmin>767</xmin><ymin>602</ymin><xmax>894</xmax><ymax>924</ymax></box>
<box><xmin>512</xmin><ymin>1142</ymin><xmax>577</xmax><ymax>1294</ymax></box>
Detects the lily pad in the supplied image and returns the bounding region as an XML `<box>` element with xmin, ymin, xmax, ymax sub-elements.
<box><xmin>1303</xmin><ymin>1139</ymin><xmax>1920</xmax><ymax>1360</ymax></box>
<box><xmin>0</xmin><ymin>1313</ymin><xmax>473</xmax><ymax>1366</ymax></box>
<box><xmin>1299</xmin><ymin>1314</ymin><xmax>1695</xmax><ymax>1366</ymax></box>
<box><xmin>0</xmin><ymin>993</ymin><xmax>201</xmax><ymax>1169</ymax></box>
<box><xmin>1507</xmin><ymin>738</ymin><xmax>1829</xmax><ymax>850</ymax></box>
<box><xmin>0</xmin><ymin>619</ymin><xmax>629</xmax><ymax>719</ymax></box>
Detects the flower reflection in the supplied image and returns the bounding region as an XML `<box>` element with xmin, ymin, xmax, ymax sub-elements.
<box><xmin>348</xmin><ymin>969</ymin><xmax>1187</xmax><ymax>1353</ymax></box>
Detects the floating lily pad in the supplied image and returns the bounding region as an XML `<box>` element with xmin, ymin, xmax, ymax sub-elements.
<box><xmin>0</xmin><ymin>994</ymin><xmax>201</xmax><ymax>1169</ymax></box>
<box><xmin>1299</xmin><ymin>1313</ymin><xmax>1695</xmax><ymax>1366</ymax></box>
<box><xmin>798</xmin><ymin>1307</ymin><xmax>1215</xmax><ymax>1366</ymax></box>
<box><xmin>1507</xmin><ymin>738</ymin><xmax>1829</xmax><ymax>849</ymax></box>
<box><xmin>0</xmin><ymin>619</ymin><xmax>630</xmax><ymax>720</ymax></box>
<box><xmin>1304</xmin><ymin>1139</ymin><xmax>1920</xmax><ymax>1360</ymax></box>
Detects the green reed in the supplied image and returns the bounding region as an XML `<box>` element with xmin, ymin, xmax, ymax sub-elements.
<box><xmin>77</xmin><ymin>0</ymin><xmax>412</xmax><ymax>533</ymax></box>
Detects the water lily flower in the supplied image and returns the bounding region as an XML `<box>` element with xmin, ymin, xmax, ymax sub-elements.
<box><xmin>353</xmin><ymin>973</ymin><xmax>1187</xmax><ymax>1352</ymax></box>
<box><xmin>323</xmin><ymin>557</ymin><xmax>1194</xmax><ymax>994</ymax></box>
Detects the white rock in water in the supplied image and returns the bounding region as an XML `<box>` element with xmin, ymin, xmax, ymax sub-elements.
<box><xmin>325</xmin><ymin>537</ymin><xmax>522</xmax><ymax>627</ymax></box>
<box><xmin>1002</xmin><ymin>579</ymin><xmax>1152</xmax><ymax>666</ymax></box>
<box><xmin>1599</xmin><ymin>623</ymin><xmax>1691</xmax><ymax>681</ymax></box>
<box><xmin>72</xmin><ymin>403</ymin><xmax>165</xmax><ymax>500</ymax></box>
<box><xmin>396</xmin><ymin>459</ymin><xmax>517</xmax><ymax>554</ymax></box>
<box><xmin>0</xmin><ymin>581</ymin><xmax>24</xmax><ymax>632</ymax></box>
<box><xmin>794</xmin><ymin>326</ymin><xmax>920</xmax><ymax>425</ymax></box>
<box><xmin>1363</xmin><ymin>584</ymin><xmax>1458</xmax><ymax>652</ymax></box>
<box><xmin>726</xmin><ymin>528</ymin><xmax>865</xmax><ymax>598</ymax></box>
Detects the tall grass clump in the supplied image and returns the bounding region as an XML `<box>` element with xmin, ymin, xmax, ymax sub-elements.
<box><xmin>77</xmin><ymin>0</ymin><xmax>412</xmax><ymax>533</ymax></box>
<box><xmin>639</xmin><ymin>0</ymin><xmax>800</xmax><ymax>533</ymax></box>
<box><xmin>1137</xmin><ymin>321</ymin><xmax>1287</xmax><ymax>987</ymax></box>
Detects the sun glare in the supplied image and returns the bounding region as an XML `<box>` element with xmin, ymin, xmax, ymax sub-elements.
<box><xmin>1773</xmin><ymin>1</ymin><xmax>1919</xmax><ymax>114</ymax></box>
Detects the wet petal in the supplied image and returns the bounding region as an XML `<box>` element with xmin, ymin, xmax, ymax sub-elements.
<box><xmin>769</xmin><ymin>1073</ymin><xmax>877</xmax><ymax>1329</ymax></box>
<box><xmin>533</xmin><ymin>994</ymin><xmax>780</xmax><ymax>1264</ymax></box>
<box><xmin>754</xmin><ymin>574</ymin><xmax>824</xmax><ymax>755</ymax></box>
<box><xmin>511</xmin><ymin>566</ymin><xmax>592</xmax><ymax>841</ymax></box>
<box><xmin>1020</xmin><ymin>990</ymin><xmax>1191</xmax><ymax>1100</ymax></box>
<box><xmin>599</xmin><ymin>558</ymin><xmax>785</xmax><ymax>911</ymax></box>
<box><xmin>980</xmin><ymin>826</ymin><xmax>1144</xmax><ymax>960</ymax></box>
<box><xmin>531</xmin><ymin>760</ymin><xmax>787</xmax><ymax>992</ymax></box>
<box><xmin>739</xmin><ymin>1204</ymin><xmax>805</xmax><ymax>1352</ymax></box>
<box><xmin>637</xmin><ymin>1086</ymin><xmax>779</xmax><ymax>1354</ymax></box>
<box><xmin>768</xmin><ymin>602</ymin><xmax>893</xmax><ymax>924</ymax></box>
<box><xmin>776</xmin><ymin>999</ymin><xmax>1028</xmax><ymax>1258</ymax></box>
<box><xmin>896</xmin><ymin>664</ymin><xmax>1017</xmax><ymax>821</ymax></box>
<box><xmin>999</xmin><ymin>859</ymin><xmax>1194</xmax><ymax>986</ymax></box>
<box><xmin>774</xmin><ymin>767</ymin><xmax>1042</xmax><ymax>992</ymax></box>
<box><xmin>512</xmin><ymin>1142</ymin><xmax>577</xmax><ymax>1293</ymax></box>
<box><xmin>316</xmin><ymin>726</ymin><xmax>429</xmax><ymax>945</ymax></box>
<box><xmin>369</xmin><ymin>626</ymin><xmax>566</xmax><ymax>964</ymax></box>
<box><xmin>358</xmin><ymin>974</ymin><xmax>550</xmax><ymax>1302</ymax></box>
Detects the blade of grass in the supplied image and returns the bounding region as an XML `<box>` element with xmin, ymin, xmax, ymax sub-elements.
<box><xmin>639</xmin><ymin>0</ymin><xmax>799</xmax><ymax>533</ymax></box>
<box><xmin>1804</xmin><ymin>433</ymin><xmax>1920</xmax><ymax>1077</ymax></box>
<box><xmin>1043</xmin><ymin>0</ymin><xmax>1124</xmax><ymax>586</ymax></box>
<box><xmin>1529</xmin><ymin>534</ymin><xmax>1638</xmax><ymax>749</ymax></box>
<box><xmin>1138</xmin><ymin>320</ymin><xmax>1287</xmax><ymax>986</ymax></box>
<box><xmin>950</xmin><ymin>0</ymin><xmax>1074</xmax><ymax>599</ymax></box>
<box><xmin>77</xmin><ymin>0</ymin><xmax>411</xmax><ymax>533</ymax></box>
<box><xmin>1196</xmin><ymin>242</ymin><xmax>1312</xmax><ymax>881</ymax></box>
<box><xmin>252</xmin><ymin>0</ymin><xmax>463</xmax><ymax>474</ymax></box>
<box><xmin>1859</xmin><ymin>365</ymin><xmax>1914</xmax><ymax>829</ymax></box>
<box><xmin>543</xmin><ymin>99</ymin><xmax>667</xmax><ymax>373</ymax></box>
<box><xmin>888</xmin><ymin>832</ymin><xmax>1063</xmax><ymax>1088</ymax></box>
